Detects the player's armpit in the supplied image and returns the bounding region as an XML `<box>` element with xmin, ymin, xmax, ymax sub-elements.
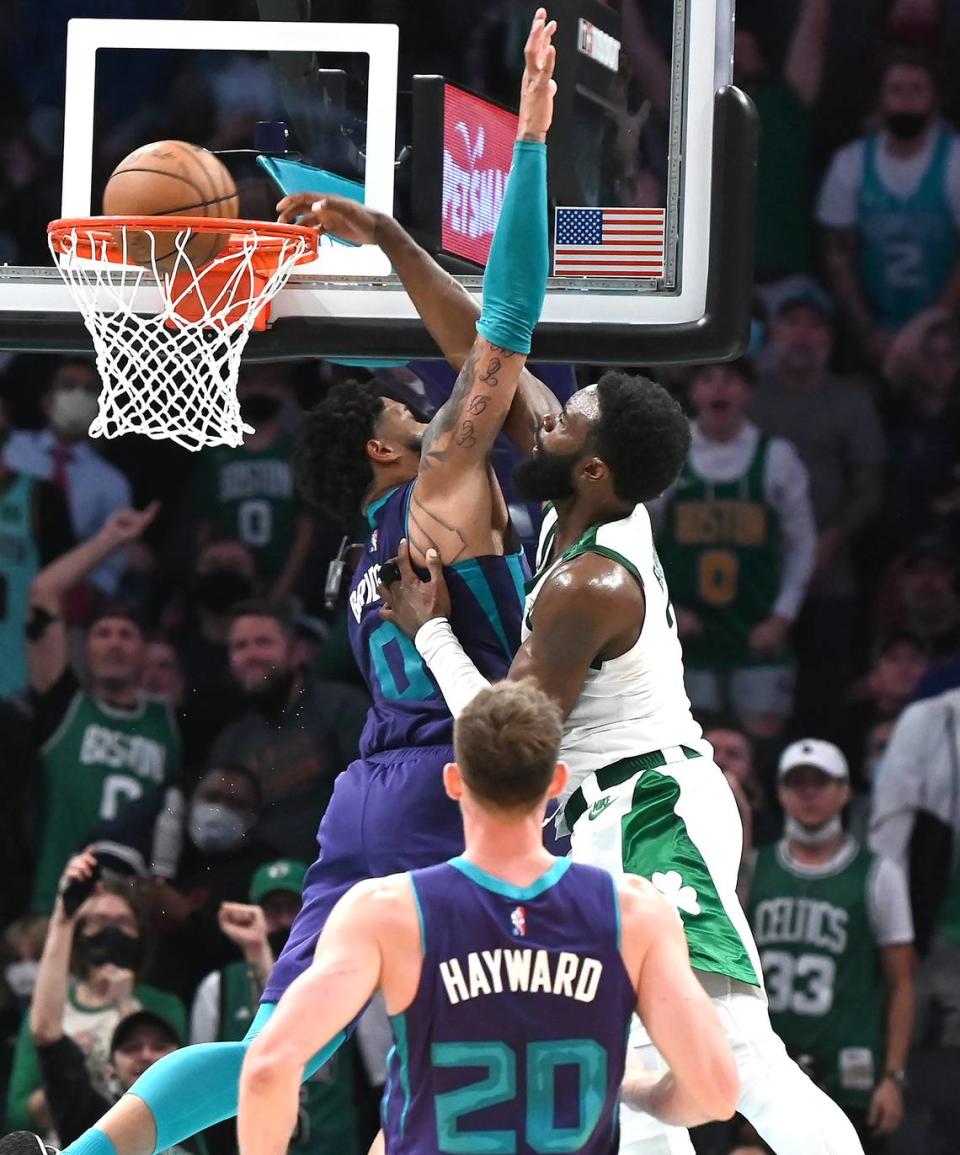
<box><xmin>509</xmin><ymin>554</ymin><xmax>644</xmax><ymax>717</ymax></box>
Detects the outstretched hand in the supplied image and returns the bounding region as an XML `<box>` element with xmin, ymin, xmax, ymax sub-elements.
<box><xmin>378</xmin><ymin>539</ymin><xmax>452</xmax><ymax>638</ymax></box>
<box><xmin>517</xmin><ymin>8</ymin><xmax>558</xmax><ymax>142</ymax></box>
<box><xmin>101</xmin><ymin>502</ymin><xmax>160</xmax><ymax>547</ymax></box>
<box><xmin>276</xmin><ymin>193</ymin><xmax>382</xmax><ymax>245</ymax></box>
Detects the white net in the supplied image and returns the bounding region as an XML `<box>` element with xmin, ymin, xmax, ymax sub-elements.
<box><xmin>48</xmin><ymin>222</ymin><xmax>313</xmax><ymax>452</ymax></box>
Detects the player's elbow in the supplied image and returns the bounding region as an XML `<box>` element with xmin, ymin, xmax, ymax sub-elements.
<box><xmin>698</xmin><ymin>1049</ymin><xmax>740</xmax><ymax>1121</ymax></box>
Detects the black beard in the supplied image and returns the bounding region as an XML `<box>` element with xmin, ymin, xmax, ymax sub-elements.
<box><xmin>513</xmin><ymin>442</ymin><xmax>580</xmax><ymax>503</ymax></box>
<box><xmin>244</xmin><ymin>667</ymin><xmax>296</xmax><ymax>721</ymax></box>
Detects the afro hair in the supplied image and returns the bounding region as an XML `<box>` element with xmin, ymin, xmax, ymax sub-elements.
<box><xmin>593</xmin><ymin>371</ymin><xmax>691</xmax><ymax>504</ymax></box>
<box><xmin>292</xmin><ymin>379</ymin><xmax>385</xmax><ymax>527</ymax></box>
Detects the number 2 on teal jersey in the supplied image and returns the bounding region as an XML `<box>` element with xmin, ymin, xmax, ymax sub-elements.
<box><xmin>433</xmin><ymin>1042</ymin><xmax>516</xmax><ymax>1154</ymax></box>
<box><xmin>432</xmin><ymin>1039</ymin><xmax>608</xmax><ymax>1154</ymax></box>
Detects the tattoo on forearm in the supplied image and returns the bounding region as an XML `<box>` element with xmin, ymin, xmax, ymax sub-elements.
<box><xmin>479</xmin><ymin>357</ymin><xmax>501</xmax><ymax>387</ymax></box>
<box><xmin>419</xmin><ymin>340</ymin><xmax>519</xmax><ymax>469</ymax></box>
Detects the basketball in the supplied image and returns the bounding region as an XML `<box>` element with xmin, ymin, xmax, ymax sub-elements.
<box><xmin>102</xmin><ymin>140</ymin><xmax>239</xmax><ymax>274</ymax></box>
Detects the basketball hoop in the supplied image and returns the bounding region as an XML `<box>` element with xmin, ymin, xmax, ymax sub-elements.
<box><xmin>47</xmin><ymin>216</ymin><xmax>317</xmax><ymax>451</ymax></box>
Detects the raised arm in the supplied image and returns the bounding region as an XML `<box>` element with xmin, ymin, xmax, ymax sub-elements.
<box><xmin>277</xmin><ymin>194</ymin><xmax>559</xmax><ymax>455</ymax></box>
<box><xmin>27</xmin><ymin>503</ymin><xmax>158</xmax><ymax>693</ymax></box>
<box><xmin>784</xmin><ymin>0</ymin><xmax>831</xmax><ymax>107</ymax></box>
<box><xmin>30</xmin><ymin>851</ymin><xmax>99</xmax><ymax>1046</ymax></box>
<box><xmin>404</xmin><ymin>13</ymin><xmax>555</xmax><ymax>566</ymax></box>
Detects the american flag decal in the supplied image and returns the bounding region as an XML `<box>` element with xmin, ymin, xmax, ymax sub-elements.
<box><xmin>553</xmin><ymin>206</ymin><xmax>666</xmax><ymax>277</ymax></box>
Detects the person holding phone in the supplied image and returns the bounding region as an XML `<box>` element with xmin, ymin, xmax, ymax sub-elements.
<box><xmin>6</xmin><ymin>852</ymin><xmax>184</xmax><ymax>1140</ymax></box>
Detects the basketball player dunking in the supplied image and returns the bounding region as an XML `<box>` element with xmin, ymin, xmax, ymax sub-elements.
<box><xmin>237</xmin><ymin>681</ymin><xmax>740</xmax><ymax>1155</ymax></box>
<box><xmin>0</xmin><ymin>15</ymin><xmax>558</xmax><ymax>1155</ymax></box>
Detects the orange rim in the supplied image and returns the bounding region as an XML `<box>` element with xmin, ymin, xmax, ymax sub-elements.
<box><xmin>48</xmin><ymin>215</ymin><xmax>318</xmax><ymax>266</ymax></box>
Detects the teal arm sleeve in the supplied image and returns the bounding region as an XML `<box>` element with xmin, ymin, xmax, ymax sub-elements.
<box><xmin>476</xmin><ymin>140</ymin><xmax>549</xmax><ymax>354</ymax></box>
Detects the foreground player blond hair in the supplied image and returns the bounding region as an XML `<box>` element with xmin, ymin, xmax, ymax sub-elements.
<box><xmin>238</xmin><ymin>680</ymin><xmax>739</xmax><ymax>1155</ymax></box>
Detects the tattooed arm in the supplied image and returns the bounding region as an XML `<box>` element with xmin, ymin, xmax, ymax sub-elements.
<box><xmin>409</xmin><ymin>337</ymin><xmax>527</xmax><ymax>564</ymax></box>
<box><xmin>405</xmin><ymin>11</ymin><xmax>556</xmax><ymax>566</ymax></box>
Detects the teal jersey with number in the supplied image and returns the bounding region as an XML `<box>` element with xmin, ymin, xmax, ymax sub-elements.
<box><xmin>348</xmin><ymin>482</ymin><xmax>527</xmax><ymax>758</ymax></box>
<box><xmin>0</xmin><ymin>473</ymin><xmax>40</xmax><ymax>697</ymax></box>
<box><xmin>32</xmin><ymin>688</ymin><xmax>179</xmax><ymax>911</ymax></box>
<box><xmin>192</xmin><ymin>436</ymin><xmax>301</xmax><ymax>581</ymax></box>
<box><xmin>383</xmin><ymin>858</ymin><xmax>634</xmax><ymax>1155</ymax></box>
<box><xmin>657</xmin><ymin>438</ymin><xmax>783</xmax><ymax>670</ymax></box>
<box><xmin>858</xmin><ymin>128</ymin><xmax>959</xmax><ymax>330</ymax></box>
<box><xmin>748</xmin><ymin>840</ymin><xmax>885</xmax><ymax>1108</ymax></box>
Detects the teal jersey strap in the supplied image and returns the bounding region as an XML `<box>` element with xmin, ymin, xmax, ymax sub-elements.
<box><xmin>476</xmin><ymin>140</ymin><xmax>549</xmax><ymax>354</ymax></box>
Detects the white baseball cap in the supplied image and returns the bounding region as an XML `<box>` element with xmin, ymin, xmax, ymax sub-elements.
<box><xmin>777</xmin><ymin>738</ymin><xmax>849</xmax><ymax>781</ymax></box>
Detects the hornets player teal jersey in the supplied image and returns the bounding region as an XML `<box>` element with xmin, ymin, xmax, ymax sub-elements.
<box><xmin>347</xmin><ymin>482</ymin><xmax>528</xmax><ymax>757</ymax></box>
<box><xmin>383</xmin><ymin>858</ymin><xmax>634</xmax><ymax>1155</ymax></box>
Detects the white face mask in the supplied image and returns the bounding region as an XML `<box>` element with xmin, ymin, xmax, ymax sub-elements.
<box><xmin>49</xmin><ymin>387</ymin><xmax>100</xmax><ymax>438</ymax></box>
<box><xmin>188</xmin><ymin>802</ymin><xmax>251</xmax><ymax>853</ymax></box>
<box><xmin>5</xmin><ymin>959</ymin><xmax>40</xmax><ymax>1000</ymax></box>
<box><xmin>784</xmin><ymin>815</ymin><xmax>844</xmax><ymax>846</ymax></box>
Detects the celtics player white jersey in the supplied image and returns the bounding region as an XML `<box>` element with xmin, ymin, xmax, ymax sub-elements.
<box><xmin>527</xmin><ymin>503</ymin><xmax>707</xmax><ymax>802</ymax></box>
<box><xmin>415</xmin><ymin>499</ymin><xmax>867</xmax><ymax>1155</ymax></box>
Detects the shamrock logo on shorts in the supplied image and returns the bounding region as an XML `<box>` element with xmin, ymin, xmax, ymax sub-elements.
<box><xmin>651</xmin><ymin>870</ymin><xmax>701</xmax><ymax>917</ymax></box>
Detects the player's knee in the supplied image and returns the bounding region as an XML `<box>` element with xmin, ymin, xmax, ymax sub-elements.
<box><xmin>241</xmin><ymin>1033</ymin><xmax>289</xmax><ymax>1091</ymax></box>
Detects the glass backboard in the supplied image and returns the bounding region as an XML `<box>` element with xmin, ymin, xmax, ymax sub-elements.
<box><xmin>0</xmin><ymin>0</ymin><xmax>755</xmax><ymax>364</ymax></box>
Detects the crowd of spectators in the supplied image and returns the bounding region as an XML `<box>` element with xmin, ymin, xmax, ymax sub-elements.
<box><xmin>2</xmin><ymin>2</ymin><xmax>960</xmax><ymax>1155</ymax></box>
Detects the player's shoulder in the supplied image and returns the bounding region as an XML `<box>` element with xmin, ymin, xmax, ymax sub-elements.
<box><xmin>614</xmin><ymin>873</ymin><xmax>678</xmax><ymax>933</ymax></box>
<box><xmin>340</xmin><ymin>872</ymin><xmax>420</xmax><ymax>924</ymax></box>
<box><xmin>544</xmin><ymin>547</ymin><xmax>644</xmax><ymax>606</ymax></box>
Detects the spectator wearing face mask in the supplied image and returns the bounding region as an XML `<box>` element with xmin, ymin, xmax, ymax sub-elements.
<box><xmin>172</xmin><ymin>540</ymin><xmax>256</xmax><ymax>773</ymax></box>
<box><xmin>209</xmin><ymin>600</ymin><xmax>368</xmax><ymax>862</ymax></box>
<box><xmin>189</xmin><ymin>860</ymin><xmax>359</xmax><ymax>1155</ymax></box>
<box><xmin>4</xmin><ymin>358</ymin><xmax>133</xmax><ymax>607</ymax></box>
<box><xmin>817</xmin><ymin>49</ymin><xmax>960</xmax><ymax>369</ymax></box>
<box><xmin>142</xmin><ymin>766</ymin><xmax>276</xmax><ymax>1001</ymax></box>
<box><xmin>7</xmin><ymin>852</ymin><xmax>185</xmax><ymax>1137</ymax></box>
<box><xmin>747</xmin><ymin>741</ymin><xmax>915</xmax><ymax>1153</ymax></box>
<box><xmin>0</xmin><ymin>916</ymin><xmax>48</xmax><ymax>1102</ymax></box>
<box><xmin>189</xmin><ymin>366</ymin><xmax>314</xmax><ymax>600</ymax></box>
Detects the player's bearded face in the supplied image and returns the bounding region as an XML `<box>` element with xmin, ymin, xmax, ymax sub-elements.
<box><xmin>513</xmin><ymin>429</ymin><xmax>581</xmax><ymax>501</ymax></box>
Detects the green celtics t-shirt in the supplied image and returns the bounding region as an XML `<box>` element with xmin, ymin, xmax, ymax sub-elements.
<box><xmin>32</xmin><ymin>670</ymin><xmax>180</xmax><ymax>911</ymax></box>
<box><xmin>748</xmin><ymin>840</ymin><xmax>886</xmax><ymax>1108</ymax></box>
<box><xmin>191</xmin><ymin>435</ymin><xmax>301</xmax><ymax>581</ymax></box>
